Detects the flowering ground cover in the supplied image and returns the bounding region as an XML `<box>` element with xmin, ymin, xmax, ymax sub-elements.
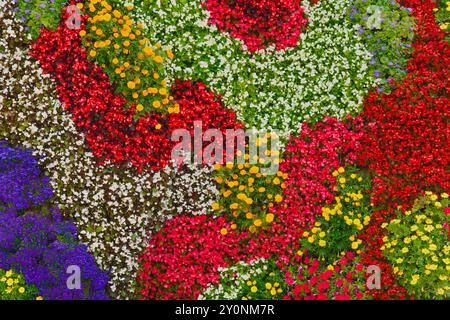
<box><xmin>0</xmin><ymin>0</ymin><xmax>448</xmax><ymax>300</ymax></box>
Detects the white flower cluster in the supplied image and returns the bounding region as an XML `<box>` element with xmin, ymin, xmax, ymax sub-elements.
<box><xmin>198</xmin><ymin>258</ymin><xmax>268</xmax><ymax>300</ymax></box>
<box><xmin>0</xmin><ymin>0</ymin><xmax>219</xmax><ymax>298</ymax></box>
<box><xmin>130</xmin><ymin>0</ymin><xmax>380</xmax><ymax>138</ymax></box>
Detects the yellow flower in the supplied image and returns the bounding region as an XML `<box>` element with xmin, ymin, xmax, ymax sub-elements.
<box><xmin>319</xmin><ymin>240</ymin><xmax>327</xmax><ymax>247</ymax></box>
<box><xmin>6</xmin><ymin>278</ymin><xmax>13</xmax><ymax>286</ymax></box>
<box><xmin>351</xmin><ymin>242</ymin><xmax>359</xmax><ymax>250</ymax></box>
<box><xmin>154</xmin><ymin>56</ymin><xmax>164</xmax><ymax>63</ymax></box>
<box><xmin>220</xmin><ymin>228</ymin><xmax>228</xmax><ymax>236</ymax></box>
<box><xmin>18</xmin><ymin>287</ymin><xmax>25</xmax><ymax>294</ymax></box>
<box><xmin>265</xmin><ymin>283</ymin><xmax>272</xmax><ymax>290</ymax></box>
<box><xmin>211</xmin><ymin>202</ymin><xmax>220</xmax><ymax>210</ymax></box>
<box><xmin>127</xmin><ymin>81</ymin><xmax>136</xmax><ymax>89</ymax></box>
<box><xmin>251</xmin><ymin>286</ymin><xmax>258</xmax><ymax>293</ymax></box>
<box><xmin>136</xmin><ymin>104</ymin><xmax>144</xmax><ymax>112</ymax></box>
<box><xmin>89</xmin><ymin>50</ymin><xmax>97</xmax><ymax>57</ymax></box>
<box><xmin>339</xmin><ymin>177</ymin><xmax>346</xmax><ymax>184</ymax></box>
<box><xmin>36</xmin><ymin>296</ymin><xmax>43</xmax><ymax>300</ymax></box>
<box><xmin>254</xmin><ymin>219</ymin><xmax>262</xmax><ymax>227</ymax></box>
<box><xmin>153</xmin><ymin>101</ymin><xmax>161</xmax><ymax>108</ymax></box>
<box><xmin>338</xmin><ymin>167</ymin><xmax>345</xmax><ymax>174</ymax></box>
<box><xmin>265</xmin><ymin>213</ymin><xmax>274</xmax><ymax>223</ymax></box>
<box><xmin>249</xmin><ymin>166</ymin><xmax>259</xmax><ymax>174</ymax></box>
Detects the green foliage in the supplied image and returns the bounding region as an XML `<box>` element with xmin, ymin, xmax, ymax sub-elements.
<box><xmin>15</xmin><ymin>0</ymin><xmax>68</xmax><ymax>40</ymax></box>
<box><xmin>434</xmin><ymin>0</ymin><xmax>450</xmax><ymax>43</ymax></box>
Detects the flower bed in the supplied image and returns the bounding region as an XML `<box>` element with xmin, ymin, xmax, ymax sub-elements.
<box><xmin>0</xmin><ymin>0</ymin><xmax>448</xmax><ymax>300</ymax></box>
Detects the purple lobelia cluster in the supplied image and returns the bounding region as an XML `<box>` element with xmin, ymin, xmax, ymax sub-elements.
<box><xmin>0</xmin><ymin>142</ymin><xmax>53</xmax><ymax>211</ymax></box>
<box><xmin>0</xmin><ymin>142</ymin><xmax>109</xmax><ymax>299</ymax></box>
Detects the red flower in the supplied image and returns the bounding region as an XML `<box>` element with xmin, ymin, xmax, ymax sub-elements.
<box><xmin>317</xmin><ymin>281</ymin><xmax>330</xmax><ymax>292</ymax></box>
<box><xmin>444</xmin><ymin>207</ymin><xmax>450</xmax><ymax>216</ymax></box>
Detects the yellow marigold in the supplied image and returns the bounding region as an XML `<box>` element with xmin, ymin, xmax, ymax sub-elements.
<box><xmin>265</xmin><ymin>213</ymin><xmax>274</xmax><ymax>223</ymax></box>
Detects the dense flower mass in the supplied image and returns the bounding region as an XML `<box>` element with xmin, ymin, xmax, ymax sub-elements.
<box><xmin>381</xmin><ymin>192</ymin><xmax>450</xmax><ymax>299</ymax></box>
<box><xmin>82</xmin><ymin>1</ymin><xmax>176</xmax><ymax>115</ymax></box>
<box><xmin>0</xmin><ymin>0</ymin><xmax>448</xmax><ymax>301</ymax></box>
<box><xmin>358</xmin><ymin>0</ymin><xmax>450</xmax><ymax>207</ymax></box>
<box><xmin>0</xmin><ymin>143</ymin><xmax>109</xmax><ymax>300</ymax></box>
<box><xmin>204</xmin><ymin>0</ymin><xmax>308</xmax><ymax>52</ymax></box>
<box><xmin>136</xmin><ymin>215</ymin><xmax>249</xmax><ymax>300</ymax></box>
<box><xmin>129</xmin><ymin>0</ymin><xmax>378</xmax><ymax>137</ymax></box>
<box><xmin>198</xmin><ymin>258</ymin><xmax>288</xmax><ymax>300</ymax></box>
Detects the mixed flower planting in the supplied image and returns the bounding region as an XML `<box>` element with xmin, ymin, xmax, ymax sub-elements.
<box><xmin>0</xmin><ymin>0</ymin><xmax>448</xmax><ymax>300</ymax></box>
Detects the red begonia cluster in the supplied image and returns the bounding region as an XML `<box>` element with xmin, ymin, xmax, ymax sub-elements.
<box><xmin>135</xmin><ymin>215</ymin><xmax>250</xmax><ymax>299</ymax></box>
<box><xmin>204</xmin><ymin>0</ymin><xmax>309</xmax><ymax>51</ymax></box>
